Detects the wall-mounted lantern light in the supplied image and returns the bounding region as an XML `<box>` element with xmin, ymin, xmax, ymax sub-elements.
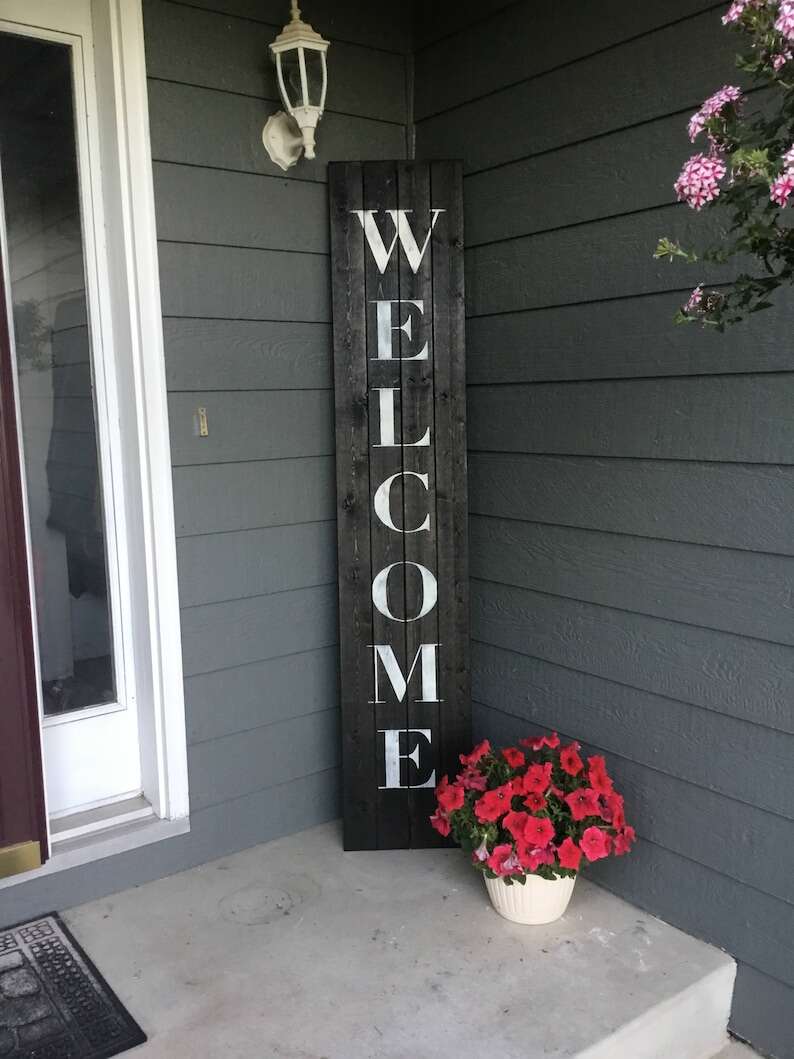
<box><xmin>262</xmin><ymin>0</ymin><xmax>329</xmax><ymax>170</ymax></box>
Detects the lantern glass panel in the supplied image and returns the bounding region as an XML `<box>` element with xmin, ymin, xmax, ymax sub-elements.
<box><xmin>303</xmin><ymin>48</ymin><xmax>324</xmax><ymax>105</ymax></box>
<box><xmin>279</xmin><ymin>49</ymin><xmax>302</xmax><ymax>109</ymax></box>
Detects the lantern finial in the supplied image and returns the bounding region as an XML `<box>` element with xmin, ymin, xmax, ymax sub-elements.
<box><xmin>290</xmin><ymin>0</ymin><xmax>301</xmax><ymax>22</ymax></box>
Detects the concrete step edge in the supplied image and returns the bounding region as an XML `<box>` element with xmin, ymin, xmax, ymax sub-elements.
<box><xmin>574</xmin><ymin>958</ymin><xmax>737</xmax><ymax>1059</ymax></box>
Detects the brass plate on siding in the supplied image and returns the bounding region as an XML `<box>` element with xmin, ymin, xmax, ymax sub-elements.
<box><xmin>0</xmin><ymin>839</ymin><xmax>41</xmax><ymax>879</ymax></box>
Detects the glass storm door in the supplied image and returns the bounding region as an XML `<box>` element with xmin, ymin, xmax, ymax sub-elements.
<box><xmin>0</xmin><ymin>16</ymin><xmax>141</xmax><ymax>818</ymax></box>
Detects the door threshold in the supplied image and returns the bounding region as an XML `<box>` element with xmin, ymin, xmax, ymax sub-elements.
<box><xmin>0</xmin><ymin>807</ymin><xmax>190</xmax><ymax>891</ymax></box>
<box><xmin>50</xmin><ymin>794</ymin><xmax>154</xmax><ymax>845</ymax></box>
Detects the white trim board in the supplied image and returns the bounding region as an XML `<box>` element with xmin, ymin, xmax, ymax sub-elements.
<box><xmin>0</xmin><ymin>0</ymin><xmax>190</xmax><ymax>879</ymax></box>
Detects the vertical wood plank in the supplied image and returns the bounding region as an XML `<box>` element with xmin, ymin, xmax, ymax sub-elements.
<box><xmin>364</xmin><ymin>161</ymin><xmax>410</xmax><ymax>849</ymax></box>
<box><xmin>432</xmin><ymin>160</ymin><xmax>471</xmax><ymax>787</ymax></box>
<box><xmin>329</xmin><ymin>163</ymin><xmax>377</xmax><ymax>850</ymax></box>
<box><xmin>330</xmin><ymin>159</ymin><xmax>470</xmax><ymax>849</ymax></box>
<box><xmin>398</xmin><ymin>161</ymin><xmax>442</xmax><ymax>847</ymax></box>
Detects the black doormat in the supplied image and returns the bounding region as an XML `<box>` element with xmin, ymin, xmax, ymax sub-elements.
<box><xmin>0</xmin><ymin>912</ymin><xmax>146</xmax><ymax>1058</ymax></box>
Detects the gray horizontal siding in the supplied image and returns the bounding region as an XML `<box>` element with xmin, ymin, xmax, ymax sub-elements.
<box><xmin>469</xmin><ymin>454</ymin><xmax>794</xmax><ymax>555</ymax></box>
<box><xmin>416</xmin><ymin>4</ymin><xmax>794</xmax><ymax>1056</ymax></box>
<box><xmin>0</xmin><ymin>0</ymin><xmax>410</xmax><ymax>931</ymax></box>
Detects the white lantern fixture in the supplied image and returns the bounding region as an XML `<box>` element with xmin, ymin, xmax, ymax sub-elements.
<box><xmin>262</xmin><ymin>0</ymin><xmax>329</xmax><ymax>170</ymax></box>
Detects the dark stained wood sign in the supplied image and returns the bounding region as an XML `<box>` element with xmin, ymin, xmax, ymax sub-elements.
<box><xmin>329</xmin><ymin>160</ymin><xmax>470</xmax><ymax>850</ymax></box>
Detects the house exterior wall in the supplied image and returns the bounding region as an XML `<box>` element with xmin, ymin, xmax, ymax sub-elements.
<box><xmin>414</xmin><ymin>3</ymin><xmax>794</xmax><ymax>1057</ymax></box>
<box><xmin>3</xmin><ymin>0</ymin><xmax>410</xmax><ymax>924</ymax></box>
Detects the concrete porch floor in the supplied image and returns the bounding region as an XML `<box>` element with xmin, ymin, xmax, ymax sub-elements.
<box><xmin>62</xmin><ymin>821</ymin><xmax>748</xmax><ymax>1059</ymax></box>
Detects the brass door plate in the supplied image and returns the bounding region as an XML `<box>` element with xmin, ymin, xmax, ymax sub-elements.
<box><xmin>0</xmin><ymin>840</ymin><xmax>41</xmax><ymax>880</ymax></box>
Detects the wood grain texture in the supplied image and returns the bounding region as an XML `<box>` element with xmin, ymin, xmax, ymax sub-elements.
<box><xmin>476</xmin><ymin>703</ymin><xmax>794</xmax><ymax>906</ymax></box>
<box><xmin>471</xmin><ymin>580</ymin><xmax>794</xmax><ymax>735</ymax></box>
<box><xmin>469</xmin><ymin>453</ymin><xmax>794</xmax><ymax>555</ymax></box>
<box><xmin>188</xmin><ymin>708</ymin><xmax>340</xmax><ymax>810</ymax></box>
<box><xmin>465</xmin><ymin>290</ymin><xmax>794</xmax><ymax>384</ymax></box>
<box><xmin>592</xmin><ymin>836</ymin><xmax>794</xmax><ymax>990</ymax></box>
<box><xmin>163</xmin><ymin>318</ymin><xmax>331</xmax><ymax>391</ymax></box>
<box><xmin>180</xmin><ymin>582</ymin><xmax>338</xmax><ymax>677</ymax></box>
<box><xmin>143</xmin><ymin>0</ymin><xmax>408</xmax><ymax>122</ymax></box>
<box><xmin>154</xmin><ymin>162</ymin><xmax>328</xmax><ymax>254</ymax></box>
<box><xmin>730</xmin><ymin>966</ymin><xmax>794</xmax><ymax>1058</ymax></box>
<box><xmin>471</xmin><ymin>650</ymin><xmax>794</xmax><ymax>819</ymax></box>
<box><xmin>471</xmin><ymin>515</ymin><xmax>794</xmax><ymax>645</ymax></box>
<box><xmin>167</xmin><ymin>390</ymin><xmax>333</xmax><ymax>465</ymax></box>
<box><xmin>468</xmin><ymin>375</ymin><xmax>794</xmax><ymax>463</ymax></box>
<box><xmin>172</xmin><ymin>457</ymin><xmax>335</xmax><ymax>536</ymax></box>
<box><xmin>158</xmin><ymin>243</ymin><xmax>330</xmax><ymax>322</ymax></box>
<box><xmin>465</xmin><ymin>206</ymin><xmax>729</xmax><ymax>317</ymax></box>
<box><xmin>148</xmin><ymin>80</ymin><xmax>406</xmax><ymax>182</ymax></box>
<box><xmin>167</xmin><ymin>0</ymin><xmax>411</xmax><ymax>53</ymax></box>
<box><xmin>177</xmin><ymin>520</ymin><xmax>336</xmax><ymax>607</ymax></box>
<box><xmin>185</xmin><ymin>645</ymin><xmax>338</xmax><ymax>744</ymax></box>
<box><xmin>415</xmin><ymin>8</ymin><xmax>739</xmax><ymax>173</ymax></box>
<box><xmin>415</xmin><ymin>0</ymin><xmax>719</xmax><ymax>120</ymax></box>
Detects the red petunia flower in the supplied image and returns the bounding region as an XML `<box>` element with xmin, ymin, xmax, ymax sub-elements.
<box><xmin>487</xmin><ymin>843</ymin><xmax>522</xmax><ymax>877</ymax></box>
<box><xmin>523</xmin><ymin>791</ymin><xmax>546</xmax><ymax>812</ymax></box>
<box><xmin>516</xmin><ymin>840</ymin><xmax>555</xmax><ymax>872</ymax></box>
<box><xmin>556</xmin><ymin>836</ymin><xmax>582</xmax><ymax>870</ymax></box>
<box><xmin>602</xmin><ymin>791</ymin><xmax>625</xmax><ymax>829</ymax></box>
<box><xmin>503</xmin><ymin>810</ymin><xmax>530</xmax><ymax>842</ymax></box>
<box><xmin>436</xmin><ymin>775</ymin><xmax>465</xmax><ymax>814</ymax></box>
<box><xmin>456</xmin><ymin>764</ymin><xmax>488</xmax><ymax>791</ymax></box>
<box><xmin>474</xmin><ymin>781</ymin><xmax>515</xmax><ymax>822</ymax></box>
<box><xmin>521</xmin><ymin>762</ymin><xmax>553</xmax><ymax>795</ymax></box>
<box><xmin>580</xmin><ymin>826</ymin><xmax>612</xmax><ymax>862</ymax></box>
<box><xmin>564</xmin><ymin>787</ymin><xmax>601</xmax><ymax>821</ymax></box>
<box><xmin>520</xmin><ymin>731</ymin><xmax>561</xmax><ymax>751</ymax></box>
<box><xmin>523</xmin><ymin>815</ymin><xmax>555</xmax><ymax>848</ymax></box>
<box><xmin>587</xmin><ymin>755</ymin><xmax>614</xmax><ymax>796</ymax></box>
<box><xmin>560</xmin><ymin>742</ymin><xmax>584</xmax><ymax>777</ymax></box>
<box><xmin>613</xmin><ymin>826</ymin><xmax>636</xmax><ymax>856</ymax></box>
<box><xmin>502</xmin><ymin>746</ymin><xmax>526</xmax><ymax>768</ymax></box>
<box><xmin>460</xmin><ymin>739</ymin><xmax>491</xmax><ymax>766</ymax></box>
<box><xmin>429</xmin><ymin>809</ymin><xmax>450</xmax><ymax>837</ymax></box>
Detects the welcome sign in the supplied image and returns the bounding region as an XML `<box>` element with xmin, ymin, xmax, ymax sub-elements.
<box><xmin>329</xmin><ymin>161</ymin><xmax>470</xmax><ymax>850</ymax></box>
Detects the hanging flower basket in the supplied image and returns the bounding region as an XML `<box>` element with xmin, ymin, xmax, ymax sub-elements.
<box><xmin>430</xmin><ymin>732</ymin><xmax>635</xmax><ymax>925</ymax></box>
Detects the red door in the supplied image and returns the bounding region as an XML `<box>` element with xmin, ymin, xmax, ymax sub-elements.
<box><xmin>0</xmin><ymin>257</ymin><xmax>48</xmax><ymax>878</ymax></box>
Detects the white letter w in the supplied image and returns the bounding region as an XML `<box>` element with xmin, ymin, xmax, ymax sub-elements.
<box><xmin>351</xmin><ymin>209</ymin><xmax>445</xmax><ymax>274</ymax></box>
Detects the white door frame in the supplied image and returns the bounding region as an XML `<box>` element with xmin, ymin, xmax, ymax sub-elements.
<box><xmin>0</xmin><ymin>0</ymin><xmax>189</xmax><ymax>861</ymax></box>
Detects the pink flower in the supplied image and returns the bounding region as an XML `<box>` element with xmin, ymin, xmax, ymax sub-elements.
<box><xmin>457</xmin><ymin>764</ymin><xmax>488</xmax><ymax>791</ymax></box>
<box><xmin>521</xmin><ymin>762</ymin><xmax>553</xmax><ymax>795</ymax></box>
<box><xmin>580</xmin><ymin>826</ymin><xmax>612</xmax><ymax>862</ymax></box>
<box><xmin>523</xmin><ymin>815</ymin><xmax>555</xmax><ymax>848</ymax></box>
<box><xmin>436</xmin><ymin>775</ymin><xmax>465</xmax><ymax>814</ymax></box>
<box><xmin>523</xmin><ymin>790</ymin><xmax>547</xmax><ymax>812</ymax></box>
<box><xmin>674</xmin><ymin>153</ymin><xmax>727</xmax><ymax>210</ymax></box>
<box><xmin>460</xmin><ymin>739</ymin><xmax>490</xmax><ymax>766</ymax></box>
<box><xmin>557</xmin><ymin>837</ymin><xmax>583</xmax><ymax>871</ymax></box>
<box><xmin>613</xmin><ymin>826</ymin><xmax>636</xmax><ymax>856</ymax></box>
<box><xmin>429</xmin><ymin>809</ymin><xmax>450</xmax><ymax>837</ymax></box>
<box><xmin>501</xmin><ymin>746</ymin><xmax>525</xmax><ymax>768</ymax></box>
<box><xmin>772</xmin><ymin>49</ymin><xmax>793</xmax><ymax>71</ymax></box>
<box><xmin>776</xmin><ymin>0</ymin><xmax>794</xmax><ymax>40</ymax></box>
<box><xmin>721</xmin><ymin>0</ymin><xmax>762</xmax><ymax>23</ymax></box>
<box><xmin>472</xmin><ymin>835</ymin><xmax>490</xmax><ymax>862</ymax></box>
<box><xmin>520</xmin><ymin>731</ymin><xmax>560</xmax><ymax>751</ymax></box>
<box><xmin>503</xmin><ymin>810</ymin><xmax>530</xmax><ymax>842</ymax></box>
<box><xmin>474</xmin><ymin>781</ymin><xmax>515</xmax><ymax>823</ymax></box>
<box><xmin>783</xmin><ymin>145</ymin><xmax>794</xmax><ymax>168</ymax></box>
<box><xmin>516</xmin><ymin>841</ymin><xmax>555</xmax><ymax>872</ymax></box>
<box><xmin>487</xmin><ymin>843</ymin><xmax>522</xmax><ymax>877</ymax></box>
<box><xmin>687</xmin><ymin>85</ymin><xmax>743</xmax><ymax>143</ymax></box>
<box><xmin>565</xmin><ymin>787</ymin><xmax>601</xmax><ymax>822</ymax></box>
<box><xmin>770</xmin><ymin>170</ymin><xmax>794</xmax><ymax>207</ymax></box>
<box><xmin>685</xmin><ymin>285</ymin><xmax>704</xmax><ymax>313</ymax></box>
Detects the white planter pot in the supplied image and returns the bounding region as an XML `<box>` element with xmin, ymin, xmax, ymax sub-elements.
<box><xmin>485</xmin><ymin>873</ymin><xmax>577</xmax><ymax>925</ymax></box>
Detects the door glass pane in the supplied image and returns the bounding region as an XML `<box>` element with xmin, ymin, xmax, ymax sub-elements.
<box><xmin>0</xmin><ymin>32</ymin><xmax>116</xmax><ymax>715</ymax></box>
